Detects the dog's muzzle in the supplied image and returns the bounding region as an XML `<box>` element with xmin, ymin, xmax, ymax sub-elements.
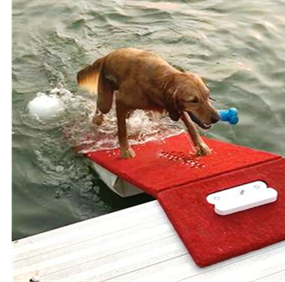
<box><xmin>188</xmin><ymin>112</ymin><xmax>213</xmax><ymax>130</ymax></box>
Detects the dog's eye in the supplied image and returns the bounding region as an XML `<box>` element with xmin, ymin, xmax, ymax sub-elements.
<box><xmin>189</xmin><ymin>97</ymin><xmax>199</xmax><ymax>104</ymax></box>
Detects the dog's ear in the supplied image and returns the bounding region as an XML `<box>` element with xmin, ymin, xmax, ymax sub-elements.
<box><xmin>164</xmin><ymin>90</ymin><xmax>180</xmax><ymax>121</ymax></box>
<box><xmin>199</xmin><ymin>76</ymin><xmax>207</xmax><ymax>88</ymax></box>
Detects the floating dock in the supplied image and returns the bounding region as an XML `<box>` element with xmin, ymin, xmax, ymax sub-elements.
<box><xmin>13</xmin><ymin>200</ymin><xmax>285</xmax><ymax>282</ymax></box>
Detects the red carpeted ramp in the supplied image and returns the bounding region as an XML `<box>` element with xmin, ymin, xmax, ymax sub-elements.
<box><xmin>158</xmin><ymin>158</ymin><xmax>285</xmax><ymax>267</ymax></box>
<box><xmin>85</xmin><ymin>132</ymin><xmax>285</xmax><ymax>267</ymax></box>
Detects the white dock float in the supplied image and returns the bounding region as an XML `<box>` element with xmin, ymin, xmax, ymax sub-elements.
<box><xmin>13</xmin><ymin>200</ymin><xmax>285</xmax><ymax>282</ymax></box>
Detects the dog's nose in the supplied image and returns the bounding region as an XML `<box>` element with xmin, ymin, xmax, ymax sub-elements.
<box><xmin>211</xmin><ymin>114</ymin><xmax>220</xmax><ymax>124</ymax></box>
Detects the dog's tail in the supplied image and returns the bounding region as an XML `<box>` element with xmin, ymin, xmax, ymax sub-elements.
<box><xmin>77</xmin><ymin>58</ymin><xmax>104</xmax><ymax>94</ymax></box>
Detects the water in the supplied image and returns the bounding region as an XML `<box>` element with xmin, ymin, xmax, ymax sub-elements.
<box><xmin>12</xmin><ymin>0</ymin><xmax>285</xmax><ymax>240</ymax></box>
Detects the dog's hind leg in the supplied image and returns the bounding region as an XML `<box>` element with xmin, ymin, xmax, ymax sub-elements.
<box><xmin>115</xmin><ymin>99</ymin><xmax>136</xmax><ymax>159</ymax></box>
<box><xmin>97</xmin><ymin>73</ymin><xmax>116</xmax><ymax>114</ymax></box>
<box><xmin>92</xmin><ymin>108</ymin><xmax>104</xmax><ymax>126</ymax></box>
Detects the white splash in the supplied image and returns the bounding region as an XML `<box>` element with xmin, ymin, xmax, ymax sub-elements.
<box><xmin>28</xmin><ymin>92</ymin><xmax>65</xmax><ymax>122</ymax></box>
<box><xmin>27</xmin><ymin>85</ymin><xmax>185</xmax><ymax>152</ymax></box>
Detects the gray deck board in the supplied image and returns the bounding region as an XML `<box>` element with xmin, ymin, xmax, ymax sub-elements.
<box><xmin>13</xmin><ymin>200</ymin><xmax>285</xmax><ymax>282</ymax></box>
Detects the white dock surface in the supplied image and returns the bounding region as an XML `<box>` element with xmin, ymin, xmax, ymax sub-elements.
<box><xmin>13</xmin><ymin>200</ymin><xmax>285</xmax><ymax>282</ymax></box>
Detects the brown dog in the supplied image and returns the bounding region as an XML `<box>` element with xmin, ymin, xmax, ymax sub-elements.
<box><xmin>77</xmin><ymin>48</ymin><xmax>219</xmax><ymax>158</ymax></box>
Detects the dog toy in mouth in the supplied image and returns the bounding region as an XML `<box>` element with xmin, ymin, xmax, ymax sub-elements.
<box><xmin>218</xmin><ymin>108</ymin><xmax>239</xmax><ymax>125</ymax></box>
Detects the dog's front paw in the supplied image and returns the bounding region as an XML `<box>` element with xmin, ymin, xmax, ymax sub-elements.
<box><xmin>121</xmin><ymin>147</ymin><xmax>136</xmax><ymax>159</ymax></box>
<box><xmin>195</xmin><ymin>142</ymin><xmax>211</xmax><ymax>156</ymax></box>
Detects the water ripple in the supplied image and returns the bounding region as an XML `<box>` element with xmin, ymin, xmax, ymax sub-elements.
<box><xmin>12</xmin><ymin>0</ymin><xmax>285</xmax><ymax>239</ymax></box>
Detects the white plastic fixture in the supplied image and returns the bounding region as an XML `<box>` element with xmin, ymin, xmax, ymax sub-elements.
<box><xmin>206</xmin><ymin>181</ymin><xmax>278</xmax><ymax>216</ymax></box>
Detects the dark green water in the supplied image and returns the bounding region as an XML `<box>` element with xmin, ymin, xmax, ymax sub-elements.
<box><xmin>12</xmin><ymin>0</ymin><xmax>285</xmax><ymax>240</ymax></box>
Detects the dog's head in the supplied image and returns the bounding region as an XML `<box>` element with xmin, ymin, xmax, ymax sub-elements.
<box><xmin>164</xmin><ymin>72</ymin><xmax>219</xmax><ymax>129</ymax></box>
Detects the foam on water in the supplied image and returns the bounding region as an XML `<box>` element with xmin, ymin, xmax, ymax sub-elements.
<box><xmin>28</xmin><ymin>92</ymin><xmax>65</xmax><ymax>122</ymax></box>
<box><xmin>28</xmin><ymin>86</ymin><xmax>185</xmax><ymax>153</ymax></box>
<box><xmin>65</xmin><ymin>104</ymin><xmax>185</xmax><ymax>153</ymax></box>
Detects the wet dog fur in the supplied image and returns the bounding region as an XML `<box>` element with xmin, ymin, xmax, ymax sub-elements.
<box><xmin>77</xmin><ymin>48</ymin><xmax>219</xmax><ymax>158</ymax></box>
